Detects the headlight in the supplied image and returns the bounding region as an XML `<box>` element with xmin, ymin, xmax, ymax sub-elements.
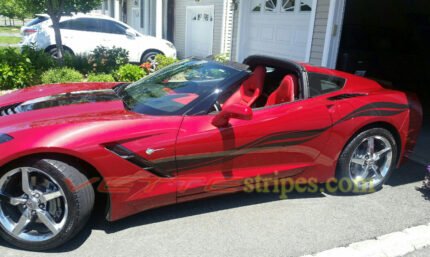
<box><xmin>166</xmin><ymin>42</ymin><xmax>175</xmax><ymax>49</ymax></box>
<box><xmin>0</xmin><ymin>134</ymin><xmax>13</xmax><ymax>144</ymax></box>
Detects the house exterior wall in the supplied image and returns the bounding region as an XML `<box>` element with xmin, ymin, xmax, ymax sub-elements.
<box><xmin>309</xmin><ymin>0</ymin><xmax>330</xmax><ymax>66</ymax></box>
<box><xmin>173</xmin><ymin>0</ymin><xmax>227</xmax><ymax>59</ymax></box>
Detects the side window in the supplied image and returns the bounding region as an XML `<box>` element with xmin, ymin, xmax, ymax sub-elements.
<box><xmin>59</xmin><ymin>20</ymin><xmax>79</xmax><ymax>30</ymax></box>
<box><xmin>308</xmin><ymin>73</ymin><xmax>346</xmax><ymax>97</ymax></box>
<box><xmin>59</xmin><ymin>18</ymin><xmax>100</xmax><ymax>32</ymax></box>
<box><xmin>99</xmin><ymin>20</ymin><xmax>127</xmax><ymax>35</ymax></box>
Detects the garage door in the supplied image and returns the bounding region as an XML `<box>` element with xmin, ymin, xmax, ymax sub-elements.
<box><xmin>185</xmin><ymin>6</ymin><xmax>214</xmax><ymax>58</ymax></box>
<box><xmin>239</xmin><ymin>0</ymin><xmax>315</xmax><ymax>62</ymax></box>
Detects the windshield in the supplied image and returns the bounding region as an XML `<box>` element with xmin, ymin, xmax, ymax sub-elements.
<box><xmin>119</xmin><ymin>59</ymin><xmax>241</xmax><ymax>115</ymax></box>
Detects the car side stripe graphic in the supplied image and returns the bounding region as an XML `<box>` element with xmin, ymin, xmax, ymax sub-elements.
<box><xmin>155</xmin><ymin>102</ymin><xmax>409</xmax><ymax>174</ymax></box>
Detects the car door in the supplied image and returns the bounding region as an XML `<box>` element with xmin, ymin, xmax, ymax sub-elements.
<box><xmin>59</xmin><ymin>18</ymin><xmax>102</xmax><ymax>55</ymax></box>
<box><xmin>175</xmin><ymin>95</ymin><xmax>333</xmax><ymax>198</ymax></box>
<box><xmin>96</xmin><ymin>19</ymin><xmax>139</xmax><ymax>60</ymax></box>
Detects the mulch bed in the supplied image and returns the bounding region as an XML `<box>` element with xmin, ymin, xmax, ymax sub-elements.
<box><xmin>0</xmin><ymin>90</ymin><xmax>15</xmax><ymax>96</ymax></box>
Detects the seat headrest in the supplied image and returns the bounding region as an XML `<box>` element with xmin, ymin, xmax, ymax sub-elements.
<box><xmin>244</xmin><ymin>66</ymin><xmax>266</xmax><ymax>90</ymax></box>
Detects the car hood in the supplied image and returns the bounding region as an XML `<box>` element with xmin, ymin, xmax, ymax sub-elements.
<box><xmin>0</xmin><ymin>82</ymin><xmax>144</xmax><ymax>134</ymax></box>
<box><xmin>0</xmin><ymin>82</ymin><xmax>121</xmax><ymax>106</ymax></box>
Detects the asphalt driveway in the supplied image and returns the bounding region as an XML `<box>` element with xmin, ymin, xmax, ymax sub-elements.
<box><xmin>0</xmin><ymin>117</ymin><xmax>429</xmax><ymax>257</ymax></box>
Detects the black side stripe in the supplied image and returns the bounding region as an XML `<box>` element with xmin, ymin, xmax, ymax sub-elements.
<box><xmin>153</xmin><ymin>102</ymin><xmax>409</xmax><ymax>175</ymax></box>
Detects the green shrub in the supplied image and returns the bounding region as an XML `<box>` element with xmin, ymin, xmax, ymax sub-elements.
<box><xmin>0</xmin><ymin>47</ymin><xmax>35</xmax><ymax>89</ymax></box>
<box><xmin>0</xmin><ymin>45</ymin><xmax>132</xmax><ymax>89</ymax></box>
<box><xmin>87</xmin><ymin>73</ymin><xmax>115</xmax><ymax>82</ymax></box>
<box><xmin>41</xmin><ymin>68</ymin><xmax>83</xmax><ymax>84</ymax></box>
<box><xmin>154</xmin><ymin>54</ymin><xmax>178</xmax><ymax>71</ymax></box>
<box><xmin>21</xmin><ymin>45</ymin><xmax>55</xmax><ymax>70</ymax></box>
<box><xmin>212</xmin><ymin>53</ymin><xmax>230</xmax><ymax>63</ymax></box>
<box><xmin>89</xmin><ymin>46</ymin><xmax>129</xmax><ymax>74</ymax></box>
<box><xmin>64</xmin><ymin>54</ymin><xmax>92</xmax><ymax>75</ymax></box>
<box><xmin>0</xmin><ymin>46</ymin><xmax>58</xmax><ymax>89</ymax></box>
<box><xmin>114</xmin><ymin>64</ymin><xmax>146</xmax><ymax>82</ymax></box>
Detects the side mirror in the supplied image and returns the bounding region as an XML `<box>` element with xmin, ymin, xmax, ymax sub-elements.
<box><xmin>125</xmin><ymin>29</ymin><xmax>137</xmax><ymax>38</ymax></box>
<box><xmin>212</xmin><ymin>104</ymin><xmax>253</xmax><ymax>127</ymax></box>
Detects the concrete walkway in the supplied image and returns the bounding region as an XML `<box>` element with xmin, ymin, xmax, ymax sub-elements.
<box><xmin>404</xmin><ymin>247</ymin><xmax>430</xmax><ymax>257</ymax></box>
<box><xmin>0</xmin><ymin>32</ymin><xmax>21</xmax><ymax>37</ymax></box>
<box><xmin>0</xmin><ymin>43</ymin><xmax>19</xmax><ymax>47</ymax></box>
<box><xmin>0</xmin><ymin>33</ymin><xmax>21</xmax><ymax>48</ymax></box>
<box><xmin>301</xmin><ymin>224</ymin><xmax>430</xmax><ymax>257</ymax></box>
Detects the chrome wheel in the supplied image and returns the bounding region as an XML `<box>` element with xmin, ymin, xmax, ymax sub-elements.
<box><xmin>349</xmin><ymin>135</ymin><xmax>393</xmax><ymax>185</ymax></box>
<box><xmin>146</xmin><ymin>54</ymin><xmax>158</xmax><ymax>72</ymax></box>
<box><xmin>0</xmin><ymin>167</ymin><xmax>68</xmax><ymax>242</ymax></box>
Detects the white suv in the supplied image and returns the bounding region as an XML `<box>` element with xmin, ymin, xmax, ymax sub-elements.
<box><xmin>21</xmin><ymin>14</ymin><xmax>177</xmax><ymax>64</ymax></box>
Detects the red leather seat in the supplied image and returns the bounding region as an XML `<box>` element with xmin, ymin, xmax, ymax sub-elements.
<box><xmin>224</xmin><ymin>66</ymin><xmax>266</xmax><ymax>107</ymax></box>
<box><xmin>265</xmin><ymin>75</ymin><xmax>298</xmax><ymax>106</ymax></box>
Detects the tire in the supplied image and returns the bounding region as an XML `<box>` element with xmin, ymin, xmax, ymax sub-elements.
<box><xmin>336</xmin><ymin>128</ymin><xmax>398</xmax><ymax>194</ymax></box>
<box><xmin>0</xmin><ymin>158</ymin><xmax>95</xmax><ymax>251</ymax></box>
<box><xmin>48</xmin><ymin>47</ymin><xmax>74</xmax><ymax>59</ymax></box>
<box><xmin>141</xmin><ymin>51</ymin><xmax>163</xmax><ymax>71</ymax></box>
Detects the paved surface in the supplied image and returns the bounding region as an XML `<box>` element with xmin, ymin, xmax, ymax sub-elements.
<box><xmin>0</xmin><ymin>44</ymin><xmax>19</xmax><ymax>47</ymax></box>
<box><xmin>304</xmin><ymin>223</ymin><xmax>430</xmax><ymax>257</ymax></box>
<box><xmin>0</xmin><ymin>115</ymin><xmax>428</xmax><ymax>256</ymax></box>
<box><xmin>412</xmin><ymin>116</ymin><xmax>430</xmax><ymax>165</ymax></box>
<box><xmin>0</xmin><ymin>33</ymin><xmax>21</xmax><ymax>48</ymax></box>
<box><xmin>0</xmin><ymin>33</ymin><xmax>21</xmax><ymax>37</ymax></box>
<box><xmin>405</xmin><ymin>247</ymin><xmax>430</xmax><ymax>257</ymax></box>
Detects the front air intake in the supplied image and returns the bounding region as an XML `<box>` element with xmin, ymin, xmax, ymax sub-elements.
<box><xmin>0</xmin><ymin>103</ymin><xmax>22</xmax><ymax>116</ymax></box>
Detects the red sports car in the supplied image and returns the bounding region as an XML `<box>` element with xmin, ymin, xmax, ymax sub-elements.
<box><xmin>0</xmin><ymin>56</ymin><xmax>422</xmax><ymax>250</ymax></box>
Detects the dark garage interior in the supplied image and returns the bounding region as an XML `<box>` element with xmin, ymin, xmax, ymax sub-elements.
<box><xmin>337</xmin><ymin>0</ymin><xmax>430</xmax><ymax>114</ymax></box>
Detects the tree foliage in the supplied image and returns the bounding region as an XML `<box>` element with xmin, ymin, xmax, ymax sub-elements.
<box><xmin>21</xmin><ymin>0</ymin><xmax>103</xmax><ymax>17</ymax></box>
<box><xmin>0</xmin><ymin>0</ymin><xmax>30</xmax><ymax>22</ymax></box>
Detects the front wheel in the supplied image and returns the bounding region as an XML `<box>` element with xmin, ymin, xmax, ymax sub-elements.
<box><xmin>336</xmin><ymin>128</ymin><xmax>398</xmax><ymax>193</ymax></box>
<box><xmin>48</xmin><ymin>47</ymin><xmax>74</xmax><ymax>59</ymax></box>
<box><xmin>0</xmin><ymin>158</ymin><xmax>94</xmax><ymax>251</ymax></box>
<box><xmin>141</xmin><ymin>51</ymin><xmax>162</xmax><ymax>71</ymax></box>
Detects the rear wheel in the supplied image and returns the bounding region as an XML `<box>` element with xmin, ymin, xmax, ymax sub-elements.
<box><xmin>0</xmin><ymin>158</ymin><xmax>94</xmax><ymax>251</ymax></box>
<box><xmin>336</xmin><ymin>128</ymin><xmax>397</xmax><ymax>193</ymax></box>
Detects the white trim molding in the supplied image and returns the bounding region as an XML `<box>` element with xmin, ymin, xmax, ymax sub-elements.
<box><xmin>155</xmin><ymin>0</ymin><xmax>163</xmax><ymax>38</ymax></box>
<box><xmin>322</xmin><ymin>0</ymin><xmax>346</xmax><ymax>68</ymax></box>
<box><xmin>305</xmin><ymin>0</ymin><xmax>319</xmax><ymax>63</ymax></box>
<box><xmin>220</xmin><ymin>0</ymin><xmax>234</xmax><ymax>55</ymax></box>
<box><xmin>114</xmin><ymin>0</ymin><xmax>121</xmax><ymax>20</ymax></box>
<box><xmin>234</xmin><ymin>0</ymin><xmax>244</xmax><ymax>62</ymax></box>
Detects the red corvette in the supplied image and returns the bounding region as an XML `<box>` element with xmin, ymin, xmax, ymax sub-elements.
<box><xmin>0</xmin><ymin>56</ymin><xmax>422</xmax><ymax>250</ymax></box>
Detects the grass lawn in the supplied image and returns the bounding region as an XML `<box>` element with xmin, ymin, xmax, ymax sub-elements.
<box><xmin>0</xmin><ymin>26</ymin><xmax>20</xmax><ymax>33</ymax></box>
<box><xmin>0</xmin><ymin>36</ymin><xmax>21</xmax><ymax>45</ymax></box>
<box><xmin>0</xmin><ymin>46</ymin><xmax>19</xmax><ymax>52</ymax></box>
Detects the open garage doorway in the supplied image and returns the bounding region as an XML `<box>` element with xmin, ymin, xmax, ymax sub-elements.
<box><xmin>336</xmin><ymin>0</ymin><xmax>430</xmax><ymax>113</ymax></box>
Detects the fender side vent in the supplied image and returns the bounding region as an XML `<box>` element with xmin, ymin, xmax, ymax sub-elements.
<box><xmin>105</xmin><ymin>145</ymin><xmax>170</xmax><ymax>178</ymax></box>
<box><xmin>328</xmin><ymin>93</ymin><xmax>367</xmax><ymax>101</ymax></box>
